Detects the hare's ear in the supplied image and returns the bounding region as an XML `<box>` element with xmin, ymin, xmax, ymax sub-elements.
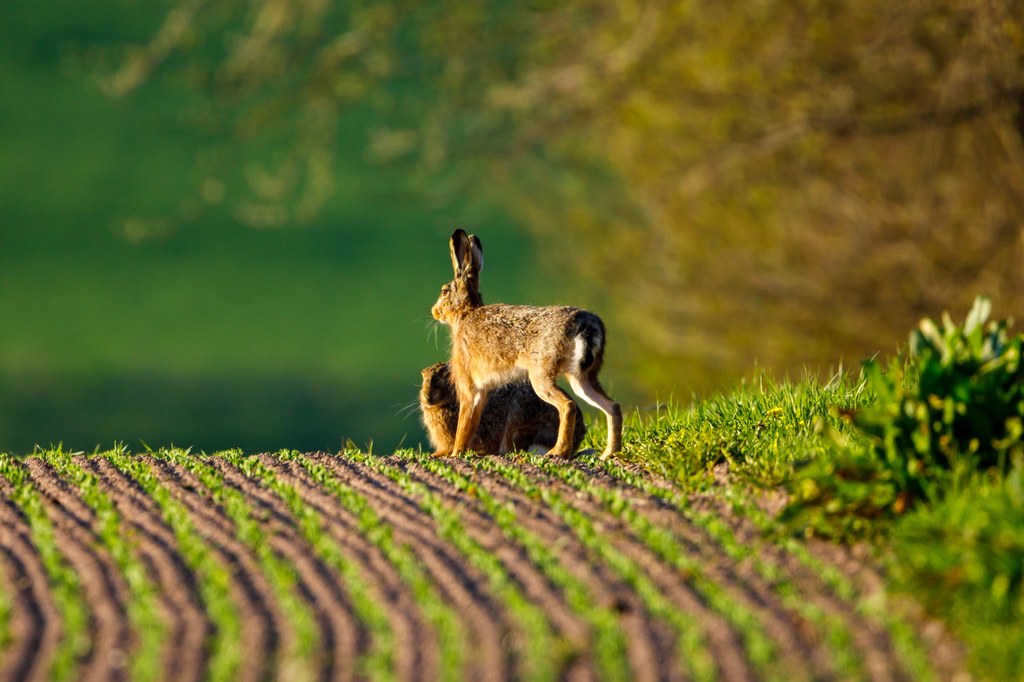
<box><xmin>468</xmin><ymin>234</ymin><xmax>484</xmax><ymax>274</ymax></box>
<box><xmin>450</xmin><ymin>229</ymin><xmax>470</xmax><ymax>276</ymax></box>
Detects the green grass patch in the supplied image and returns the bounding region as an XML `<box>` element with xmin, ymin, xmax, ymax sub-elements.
<box><xmin>890</xmin><ymin>464</ymin><xmax>1024</xmax><ymax>679</ymax></box>
<box><xmin>616</xmin><ymin>371</ymin><xmax>871</xmax><ymax>489</ymax></box>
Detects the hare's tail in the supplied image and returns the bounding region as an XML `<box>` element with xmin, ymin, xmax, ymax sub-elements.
<box><xmin>572</xmin><ymin>311</ymin><xmax>606</xmax><ymax>373</ymax></box>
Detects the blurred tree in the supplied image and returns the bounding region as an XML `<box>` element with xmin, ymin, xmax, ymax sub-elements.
<box><xmin>100</xmin><ymin>0</ymin><xmax>1024</xmax><ymax>394</ymax></box>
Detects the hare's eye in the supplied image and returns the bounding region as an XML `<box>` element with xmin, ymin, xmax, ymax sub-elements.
<box><xmin>441</xmin><ymin>286</ymin><xmax>450</xmax><ymax>297</ymax></box>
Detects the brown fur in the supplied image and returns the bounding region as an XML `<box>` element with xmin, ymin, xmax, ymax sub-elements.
<box><xmin>431</xmin><ymin>229</ymin><xmax>623</xmax><ymax>458</ymax></box>
<box><xmin>419</xmin><ymin>362</ymin><xmax>586</xmax><ymax>454</ymax></box>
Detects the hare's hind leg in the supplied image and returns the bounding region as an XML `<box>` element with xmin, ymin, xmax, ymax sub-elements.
<box><xmin>568</xmin><ymin>372</ymin><xmax>622</xmax><ymax>459</ymax></box>
<box><xmin>528</xmin><ymin>372</ymin><xmax>579</xmax><ymax>458</ymax></box>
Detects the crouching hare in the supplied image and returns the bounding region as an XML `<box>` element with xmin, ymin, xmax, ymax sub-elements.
<box><xmin>431</xmin><ymin>229</ymin><xmax>623</xmax><ymax>459</ymax></box>
<box><xmin>420</xmin><ymin>362</ymin><xmax>586</xmax><ymax>455</ymax></box>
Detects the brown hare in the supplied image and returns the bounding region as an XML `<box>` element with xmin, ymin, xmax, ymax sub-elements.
<box><xmin>420</xmin><ymin>362</ymin><xmax>586</xmax><ymax>454</ymax></box>
<box><xmin>431</xmin><ymin>229</ymin><xmax>623</xmax><ymax>459</ymax></box>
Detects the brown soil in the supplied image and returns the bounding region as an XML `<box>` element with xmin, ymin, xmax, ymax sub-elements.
<box><xmin>0</xmin><ymin>452</ymin><xmax>966</xmax><ymax>681</ymax></box>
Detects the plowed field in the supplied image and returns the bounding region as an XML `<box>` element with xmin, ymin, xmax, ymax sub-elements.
<box><xmin>0</xmin><ymin>450</ymin><xmax>965</xmax><ymax>681</ymax></box>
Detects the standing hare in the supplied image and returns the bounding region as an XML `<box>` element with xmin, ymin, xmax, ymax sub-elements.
<box><xmin>431</xmin><ymin>229</ymin><xmax>623</xmax><ymax>459</ymax></box>
<box><xmin>420</xmin><ymin>362</ymin><xmax>586</xmax><ymax>455</ymax></box>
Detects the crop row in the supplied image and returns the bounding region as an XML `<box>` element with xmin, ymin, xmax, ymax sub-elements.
<box><xmin>0</xmin><ymin>448</ymin><xmax>957</xmax><ymax>681</ymax></box>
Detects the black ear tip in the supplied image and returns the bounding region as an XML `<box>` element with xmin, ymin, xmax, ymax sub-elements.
<box><xmin>451</xmin><ymin>228</ymin><xmax>467</xmax><ymax>240</ymax></box>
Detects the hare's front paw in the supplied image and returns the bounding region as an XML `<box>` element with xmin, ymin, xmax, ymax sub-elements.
<box><xmin>545</xmin><ymin>445</ymin><xmax>576</xmax><ymax>459</ymax></box>
<box><xmin>431</xmin><ymin>448</ymin><xmax>453</xmax><ymax>458</ymax></box>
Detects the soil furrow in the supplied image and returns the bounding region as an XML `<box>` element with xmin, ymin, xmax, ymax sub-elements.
<box><xmin>23</xmin><ymin>458</ymin><xmax>134</xmax><ymax>682</ymax></box>
<box><xmin>259</xmin><ymin>455</ymin><xmax>438</xmax><ymax>682</ymax></box>
<box><xmin>568</xmin><ymin>464</ymin><xmax>834</xmax><ymax>678</ymax></box>
<box><xmin>575</xmin><ymin>461</ymin><xmax>890</xmax><ymax>674</ymax></box>
<box><xmin>146</xmin><ymin>457</ymin><xmax>282</xmax><ymax>682</ymax></box>
<box><xmin>78</xmin><ymin>456</ymin><xmax>213</xmax><ymax>682</ymax></box>
<box><xmin>445</xmin><ymin>456</ymin><xmax>744</xmax><ymax>682</ymax></box>
<box><xmin>805</xmin><ymin>538</ymin><xmax>966</xmax><ymax>681</ymax></box>
<box><xmin>310</xmin><ymin>453</ymin><xmax>513</xmax><ymax>682</ymax></box>
<box><xmin>490</xmin><ymin>455</ymin><xmax>834</xmax><ymax>680</ymax></box>
<box><xmin>574</xmin><ymin>459</ymin><xmax>917</xmax><ymax>681</ymax></box>
<box><xmin>0</xmin><ymin>488</ymin><xmax>62</xmax><ymax>682</ymax></box>
<box><xmin>689</xmin><ymin>489</ymin><xmax>909</xmax><ymax>682</ymax></box>
<box><xmin>206</xmin><ymin>456</ymin><xmax>360</xmax><ymax>682</ymax></box>
<box><xmin>401</xmin><ymin>456</ymin><xmax>667</xmax><ymax>682</ymax></box>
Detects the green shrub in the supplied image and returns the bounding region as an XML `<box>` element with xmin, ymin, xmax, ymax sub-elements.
<box><xmin>857</xmin><ymin>296</ymin><xmax>1023</xmax><ymax>486</ymax></box>
<box><xmin>784</xmin><ymin>297</ymin><xmax>1024</xmax><ymax>539</ymax></box>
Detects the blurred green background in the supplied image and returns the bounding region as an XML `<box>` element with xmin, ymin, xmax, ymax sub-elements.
<box><xmin>2</xmin><ymin>0</ymin><xmax>1022</xmax><ymax>454</ymax></box>
<box><xmin>0</xmin><ymin>0</ymin><xmax>557</xmax><ymax>453</ymax></box>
